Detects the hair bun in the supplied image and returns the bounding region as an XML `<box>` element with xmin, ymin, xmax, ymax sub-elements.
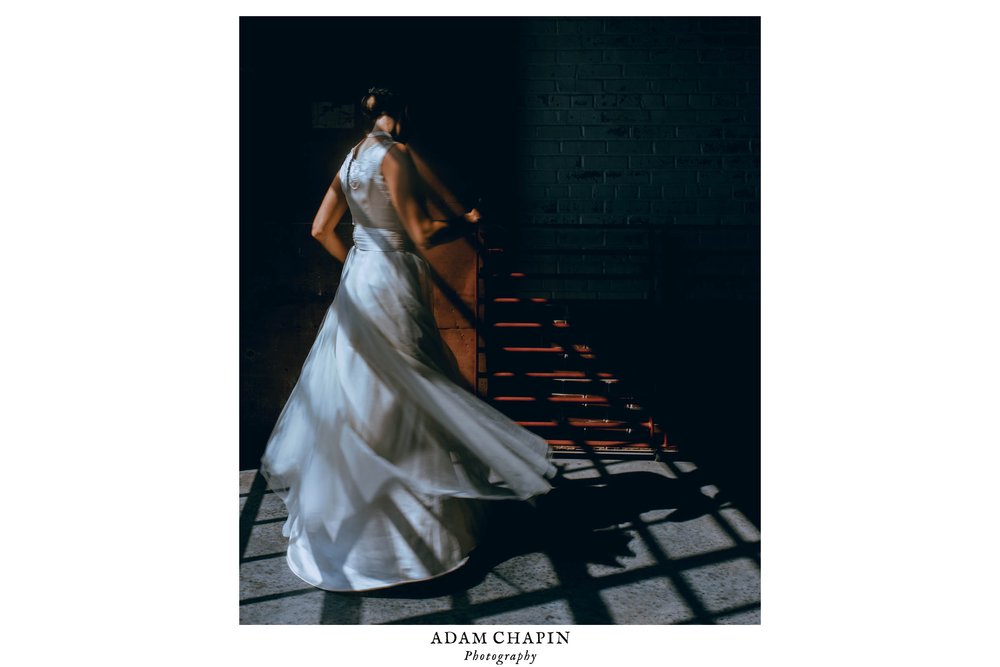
<box><xmin>361</xmin><ymin>86</ymin><xmax>404</xmax><ymax>121</ymax></box>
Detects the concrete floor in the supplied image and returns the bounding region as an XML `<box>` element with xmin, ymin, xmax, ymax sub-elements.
<box><xmin>239</xmin><ymin>457</ymin><xmax>760</xmax><ymax>625</ymax></box>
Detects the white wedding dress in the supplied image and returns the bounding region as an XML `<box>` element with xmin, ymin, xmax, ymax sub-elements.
<box><xmin>259</xmin><ymin>129</ymin><xmax>555</xmax><ymax>592</ymax></box>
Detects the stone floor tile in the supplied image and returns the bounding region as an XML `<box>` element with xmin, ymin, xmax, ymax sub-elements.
<box><xmin>599</xmin><ymin>577</ymin><xmax>695</xmax><ymax>624</ymax></box>
<box><xmin>476</xmin><ymin>599</ymin><xmax>573</xmax><ymax>625</ymax></box>
<box><xmin>679</xmin><ymin>558</ymin><xmax>761</xmax><ymax>615</ymax></box>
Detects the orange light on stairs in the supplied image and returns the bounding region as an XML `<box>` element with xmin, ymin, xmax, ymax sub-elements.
<box><xmin>547</xmin><ymin>395</ymin><xmax>608</xmax><ymax>404</ymax></box>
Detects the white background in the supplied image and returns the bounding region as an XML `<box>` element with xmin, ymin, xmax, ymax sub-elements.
<box><xmin>2</xmin><ymin>1</ymin><xmax>998</xmax><ymax>665</ymax></box>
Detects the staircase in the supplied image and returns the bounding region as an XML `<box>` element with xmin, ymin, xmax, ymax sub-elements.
<box><xmin>476</xmin><ymin>233</ymin><xmax>675</xmax><ymax>459</ymax></box>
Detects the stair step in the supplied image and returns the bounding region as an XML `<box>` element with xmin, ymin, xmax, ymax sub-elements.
<box><xmin>547</xmin><ymin>439</ymin><xmax>648</xmax><ymax>447</ymax></box>
<box><xmin>489</xmin><ymin>398</ymin><xmax>651</xmax><ymax>422</ymax></box>
<box><xmin>492</xmin><ymin>371</ymin><xmax>610</xmax><ymax>378</ymax></box>
<box><xmin>492</xmin><ymin>297</ymin><xmax>550</xmax><ymax>304</ymax></box>
<box><xmin>492</xmin><ymin>394</ymin><xmax>609</xmax><ymax>404</ymax></box>
<box><xmin>566</xmin><ymin>418</ymin><xmax>618</xmax><ymax>427</ymax></box>
<box><xmin>491</xmin><ymin>321</ymin><xmax>570</xmax><ymax>329</ymax></box>
<box><xmin>487</xmin><ymin>373</ymin><xmax>619</xmax><ymax>394</ymax></box>
<box><xmin>515</xmin><ymin>417</ymin><xmax>657</xmax><ymax>436</ymax></box>
<box><xmin>495</xmin><ymin>344</ymin><xmax>594</xmax><ymax>353</ymax></box>
<box><xmin>514</xmin><ymin>419</ymin><xmax>662</xmax><ymax>445</ymax></box>
<box><xmin>548</xmin><ymin>439</ymin><xmax>672</xmax><ymax>458</ymax></box>
<box><xmin>529</xmin><ymin>427</ymin><xmax>656</xmax><ymax>442</ymax></box>
<box><xmin>548</xmin><ymin>394</ymin><xmax>609</xmax><ymax>404</ymax></box>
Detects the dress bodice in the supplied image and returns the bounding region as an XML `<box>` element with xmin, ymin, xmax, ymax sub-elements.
<box><xmin>339</xmin><ymin>130</ymin><xmax>413</xmax><ymax>251</ymax></box>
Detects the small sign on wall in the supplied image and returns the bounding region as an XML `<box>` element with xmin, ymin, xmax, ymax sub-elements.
<box><xmin>312</xmin><ymin>102</ymin><xmax>355</xmax><ymax>129</ymax></box>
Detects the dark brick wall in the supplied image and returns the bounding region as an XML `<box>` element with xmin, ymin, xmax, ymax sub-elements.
<box><xmin>511</xmin><ymin>16</ymin><xmax>760</xmax><ymax>303</ymax></box>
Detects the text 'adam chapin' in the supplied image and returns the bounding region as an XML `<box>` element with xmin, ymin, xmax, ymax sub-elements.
<box><xmin>430</xmin><ymin>631</ymin><xmax>570</xmax><ymax>645</ymax></box>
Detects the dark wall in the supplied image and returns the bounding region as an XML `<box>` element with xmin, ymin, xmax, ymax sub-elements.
<box><xmin>510</xmin><ymin>16</ymin><xmax>759</xmax><ymax>303</ymax></box>
<box><xmin>240</xmin><ymin>18</ymin><xmax>524</xmax><ymax>469</ymax></box>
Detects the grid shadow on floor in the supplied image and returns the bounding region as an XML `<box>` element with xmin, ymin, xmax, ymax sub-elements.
<box><xmin>239</xmin><ymin>456</ymin><xmax>760</xmax><ymax>625</ymax></box>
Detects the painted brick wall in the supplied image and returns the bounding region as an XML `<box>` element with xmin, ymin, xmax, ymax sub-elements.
<box><xmin>512</xmin><ymin>16</ymin><xmax>760</xmax><ymax>302</ymax></box>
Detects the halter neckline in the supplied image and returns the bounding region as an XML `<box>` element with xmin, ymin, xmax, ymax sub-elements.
<box><xmin>348</xmin><ymin>130</ymin><xmax>393</xmax><ymax>190</ymax></box>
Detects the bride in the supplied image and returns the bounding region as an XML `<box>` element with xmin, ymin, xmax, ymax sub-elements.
<box><xmin>259</xmin><ymin>87</ymin><xmax>556</xmax><ymax>592</ymax></box>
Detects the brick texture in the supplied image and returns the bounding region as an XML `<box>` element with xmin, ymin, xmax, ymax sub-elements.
<box><xmin>513</xmin><ymin>17</ymin><xmax>760</xmax><ymax>302</ymax></box>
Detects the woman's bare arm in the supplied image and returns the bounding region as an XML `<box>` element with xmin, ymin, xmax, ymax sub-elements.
<box><xmin>408</xmin><ymin>148</ymin><xmax>465</xmax><ymax>221</ymax></box>
<box><xmin>310</xmin><ymin>173</ymin><xmax>351</xmax><ymax>262</ymax></box>
<box><xmin>408</xmin><ymin>146</ymin><xmax>482</xmax><ymax>228</ymax></box>
<box><xmin>381</xmin><ymin>143</ymin><xmax>442</xmax><ymax>248</ymax></box>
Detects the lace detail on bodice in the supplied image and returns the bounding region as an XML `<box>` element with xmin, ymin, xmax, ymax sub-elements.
<box><xmin>340</xmin><ymin>130</ymin><xmax>405</xmax><ymax>235</ymax></box>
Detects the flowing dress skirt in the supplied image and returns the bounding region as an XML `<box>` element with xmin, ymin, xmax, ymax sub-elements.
<box><xmin>260</xmin><ymin>241</ymin><xmax>555</xmax><ymax>591</ymax></box>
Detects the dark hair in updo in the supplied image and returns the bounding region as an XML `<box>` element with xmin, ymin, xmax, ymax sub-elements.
<box><xmin>361</xmin><ymin>86</ymin><xmax>405</xmax><ymax>121</ymax></box>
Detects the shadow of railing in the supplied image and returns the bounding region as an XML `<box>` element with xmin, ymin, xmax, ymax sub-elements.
<box><xmin>319</xmin><ymin>461</ymin><xmax>756</xmax><ymax>624</ymax></box>
<box><xmin>240</xmin><ymin>454</ymin><xmax>760</xmax><ymax>624</ymax></box>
